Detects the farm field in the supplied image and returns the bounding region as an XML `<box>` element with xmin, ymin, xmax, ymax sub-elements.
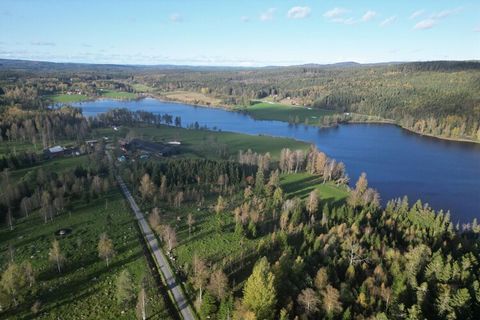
<box><xmin>125</xmin><ymin>125</ymin><xmax>310</xmax><ymax>160</ymax></box>
<box><xmin>99</xmin><ymin>90</ymin><xmax>137</xmax><ymax>100</ymax></box>
<box><xmin>246</xmin><ymin>102</ymin><xmax>335</xmax><ymax>125</ymax></box>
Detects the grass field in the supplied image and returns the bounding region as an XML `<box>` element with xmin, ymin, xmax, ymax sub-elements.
<box><xmin>246</xmin><ymin>102</ymin><xmax>335</xmax><ymax>125</ymax></box>
<box><xmin>99</xmin><ymin>90</ymin><xmax>137</xmax><ymax>100</ymax></box>
<box><xmin>132</xmin><ymin>84</ymin><xmax>155</xmax><ymax>93</ymax></box>
<box><xmin>162</xmin><ymin>91</ymin><xmax>222</xmax><ymax>106</ymax></box>
<box><xmin>0</xmin><ymin>190</ymin><xmax>172</xmax><ymax>319</ymax></box>
<box><xmin>126</xmin><ymin>125</ymin><xmax>309</xmax><ymax>160</ymax></box>
<box><xmin>10</xmin><ymin>155</ymin><xmax>88</xmax><ymax>183</ymax></box>
<box><xmin>280</xmin><ymin>172</ymin><xmax>349</xmax><ymax>204</ymax></box>
<box><xmin>48</xmin><ymin>94</ymin><xmax>89</xmax><ymax>104</ymax></box>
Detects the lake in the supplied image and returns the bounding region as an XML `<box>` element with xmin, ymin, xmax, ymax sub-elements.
<box><xmin>76</xmin><ymin>98</ymin><xmax>480</xmax><ymax>223</ymax></box>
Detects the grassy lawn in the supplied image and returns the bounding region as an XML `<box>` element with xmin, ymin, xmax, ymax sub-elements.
<box><xmin>280</xmin><ymin>172</ymin><xmax>349</xmax><ymax>205</ymax></box>
<box><xmin>0</xmin><ymin>190</ymin><xmax>172</xmax><ymax>319</ymax></box>
<box><xmin>0</xmin><ymin>141</ymin><xmax>42</xmax><ymax>155</ymax></box>
<box><xmin>132</xmin><ymin>84</ymin><xmax>155</xmax><ymax>93</ymax></box>
<box><xmin>99</xmin><ymin>90</ymin><xmax>137</xmax><ymax>100</ymax></box>
<box><xmin>162</xmin><ymin>90</ymin><xmax>222</xmax><ymax>106</ymax></box>
<box><xmin>126</xmin><ymin>125</ymin><xmax>309</xmax><ymax>160</ymax></box>
<box><xmin>246</xmin><ymin>102</ymin><xmax>335</xmax><ymax>125</ymax></box>
<box><xmin>48</xmin><ymin>94</ymin><xmax>89</xmax><ymax>104</ymax></box>
<box><xmin>9</xmin><ymin>155</ymin><xmax>89</xmax><ymax>183</ymax></box>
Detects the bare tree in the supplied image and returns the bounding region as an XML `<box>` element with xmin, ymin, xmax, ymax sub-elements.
<box><xmin>98</xmin><ymin>233</ymin><xmax>115</xmax><ymax>267</ymax></box>
<box><xmin>215</xmin><ymin>195</ymin><xmax>226</xmax><ymax>215</ymax></box>
<box><xmin>207</xmin><ymin>268</ymin><xmax>229</xmax><ymax>301</ymax></box>
<box><xmin>148</xmin><ymin>207</ymin><xmax>161</xmax><ymax>231</ymax></box>
<box><xmin>321</xmin><ymin>285</ymin><xmax>342</xmax><ymax>316</ymax></box>
<box><xmin>192</xmin><ymin>255</ymin><xmax>209</xmax><ymax>302</ymax></box>
<box><xmin>139</xmin><ymin>174</ymin><xmax>155</xmax><ymax>201</ymax></box>
<box><xmin>136</xmin><ymin>285</ymin><xmax>146</xmax><ymax>320</ymax></box>
<box><xmin>187</xmin><ymin>213</ymin><xmax>195</xmax><ymax>238</ymax></box>
<box><xmin>49</xmin><ymin>239</ymin><xmax>65</xmax><ymax>273</ymax></box>
<box><xmin>297</xmin><ymin>288</ymin><xmax>320</xmax><ymax>315</ymax></box>
<box><xmin>306</xmin><ymin>191</ymin><xmax>319</xmax><ymax>224</ymax></box>
<box><xmin>6</xmin><ymin>208</ymin><xmax>13</xmax><ymax>231</ymax></box>
<box><xmin>41</xmin><ymin>191</ymin><xmax>52</xmax><ymax>223</ymax></box>
<box><xmin>159</xmin><ymin>175</ymin><xmax>167</xmax><ymax>199</ymax></box>
<box><xmin>162</xmin><ymin>225</ymin><xmax>177</xmax><ymax>251</ymax></box>
<box><xmin>174</xmin><ymin>191</ymin><xmax>184</xmax><ymax>208</ymax></box>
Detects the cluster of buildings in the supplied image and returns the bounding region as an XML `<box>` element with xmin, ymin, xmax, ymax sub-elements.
<box><xmin>117</xmin><ymin>138</ymin><xmax>181</xmax><ymax>162</ymax></box>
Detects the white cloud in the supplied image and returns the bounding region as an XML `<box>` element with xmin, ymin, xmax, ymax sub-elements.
<box><xmin>170</xmin><ymin>13</ymin><xmax>182</xmax><ymax>23</ymax></box>
<box><xmin>260</xmin><ymin>8</ymin><xmax>276</xmax><ymax>21</ymax></box>
<box><xmin>287</xmin><ymin>6</ymin><xmax>311</xmax><ymax>19</ymax></box>
<box><xmin>31</xmin><ymin>41</ymin><xmax>56</xmax><ymax>46</ymax></box>
<box><xmin>240</xmin><ymin>16</ymin><xmax>250</xmax><ymax>23</ymax></box>
<box><xmin>380</xmin><ymin>16</ymin><xmax>397</xmax><ymax>27</ymax></box>
<box><xmin>474</xmin><ymin>26</ymin><xmax>480</xmax><ymax>32</ymax></box>
<box><xmin>409</xmin><ymin>10</ymin><xmax>424</xmax><ymax>20</ymax></box>
<box><xmin>431</xmin><ymin>7</ymin><xmax>462</xmax><ymax>20</ymax></box>
<box><xmin>361</xmin><ymin>10</ymin><xmax>377</xmax><ymax>22</ymax></box>
<box><xmin>414</xmin><ymin>19</ymin><xmax>436</xmax><ymax>30</ymax></box>
<box><xmin>323</xmin><ymin>7</ymin><xmax>348</xmax><ymax>19</ymax></box>
<box><xmin>339</xmin><ymin>18</ymin><xmax>357</xmax><ymax>25</ymax></box>
<box><xmin>411</xmin><ymin>7</ymin><xmax>462</xmax><ymax>30</ymax></box>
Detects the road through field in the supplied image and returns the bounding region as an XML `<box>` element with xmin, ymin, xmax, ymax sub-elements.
<box><xmin>107</xmin><ymin>151</ymin><xmax>195</xmax><ymax>320</ymax></box>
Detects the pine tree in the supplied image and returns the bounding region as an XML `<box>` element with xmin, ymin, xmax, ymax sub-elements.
<box><xmin>255</xmin><ymin>166</ymin><xmax>265</xmax><ymax>194</ymax></box>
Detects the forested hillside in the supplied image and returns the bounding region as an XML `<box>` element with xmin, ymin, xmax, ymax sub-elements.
<box><xmin>134</xmin><ymin>61</ymin><xmax>480</xmax><ymax>142</ymax></box>
<box><xmin>1</xmin><ymin>59</ymin><xmax>478</xmax><ymax>142</ymax></box>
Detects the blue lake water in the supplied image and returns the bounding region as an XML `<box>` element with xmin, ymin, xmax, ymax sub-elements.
<box><xmin>75</xmin><ymin>98</ymin><xmax>480</xmax><ymax>223</ymax></box>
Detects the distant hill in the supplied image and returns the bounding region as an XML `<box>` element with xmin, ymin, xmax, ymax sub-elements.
<box><xmin>1</xmin><ymin>58</ymin><xmax>479</xmax><ymax>73</ymax></box>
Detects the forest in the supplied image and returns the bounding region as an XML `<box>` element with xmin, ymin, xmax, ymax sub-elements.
<box><xmin>123</xmin><ymin>143</ymin><xmax>480</xmax><ymax>320</ymax></box>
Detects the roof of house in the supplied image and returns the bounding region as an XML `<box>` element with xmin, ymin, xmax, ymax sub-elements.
<box><xmin>48</xmin><ymin>146</ymin><xmax>64</xmax><ymax>153</ymax></box>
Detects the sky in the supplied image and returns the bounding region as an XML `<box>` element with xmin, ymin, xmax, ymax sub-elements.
<box><xmin>0</xmin><ymin>0</ymin><xmax>479</xmax><ymax>66</ymax></box>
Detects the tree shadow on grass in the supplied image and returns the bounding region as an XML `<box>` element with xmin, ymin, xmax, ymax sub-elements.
<box><xmin>2</xmin><ymin>250</ymin><xmax>144</xmax><ymax>320</ymax></box>
<box><xmin>281</xmin><ymin>175</ymin><xmax>322</xmax><ymax>197</ymax></box>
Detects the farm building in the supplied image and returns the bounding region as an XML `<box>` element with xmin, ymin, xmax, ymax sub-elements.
<box><xmin>43</xmin><ymin>146</ymin><xmax>64</xmax><ymax>159</ymax></box>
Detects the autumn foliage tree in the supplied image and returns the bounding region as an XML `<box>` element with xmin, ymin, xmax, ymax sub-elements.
<box><xmin>98</xmin><ymin>233</ymin><xmax>115</xmax><ymax>267</ymax></box>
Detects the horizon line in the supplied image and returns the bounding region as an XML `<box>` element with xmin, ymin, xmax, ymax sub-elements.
<box><xmin>1</xmin><ymin>57</ymin><xmax>479</xmax><ymax>69</ymax></box>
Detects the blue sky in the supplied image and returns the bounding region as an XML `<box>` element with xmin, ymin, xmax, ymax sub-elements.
<box><xmin>0</xmin><ymin>0</ymin><xmax>479</xmax><ymax>66</ymax></box>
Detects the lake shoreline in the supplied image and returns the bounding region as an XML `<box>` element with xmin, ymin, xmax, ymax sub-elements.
<box><xmin>60</xmin><ymin>92</ymin><xmax>480</xmax><ymax>145</ymax></box>
<box><xmin>146</xmin><ymin>94</ymin><xmax>480</xmax><ymax>145</ymax></box>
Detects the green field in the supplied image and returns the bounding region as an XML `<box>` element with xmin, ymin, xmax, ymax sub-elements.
<box><xmin>280</xmin><ymin>172</ymin><xmax>349</xmax><ymax>204</ymax></box>
<box><xmin>126</xmin><ymin>125</ymin><xmax>310</xmax><ymax>160</ymax></box>
<box><xmin>0</xmin><ymin>190</ymin><xmax>171</xmax><ymax>319</ymax></box>
<box><xmin>246</xmin><ymin>102</ymin><xmax>335</xmax><ymax>125</ymax></box>
<box><xmin>132</xmin><ymin>84</ymin><xmax>155</xmax><ymax>93</ymax></box>
<box><xmin>48</xmin><ymin>94</ymin><xmax>89</xmax><ymax>104</ymax></box>
<box><xmin>10</xmin><ymin>155</ymin><xmax>88</xmax><ymax>183</ymax></box>
<box><xmin>99</xmin><ymin>90</ymin><xmax>137</xmax><ymax>100</ymax></box>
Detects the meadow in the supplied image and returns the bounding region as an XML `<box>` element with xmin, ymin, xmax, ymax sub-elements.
<box><xmin>125</xmin><ymin>125</ymin><xmax>310</xmax><ymax>160</ymax></box>
<box><xmin>245</xmin><ymin>102</ymin><xmax>335</xmax><ymax>125</ymax></box>
<box><xmin>0</xmin><ymin>188</ymin><xmax>172</xmax><ymax>319</ymax></box>
<box><xmin>99</xmin><ymin>90</ymin><xmax>138</xmax><ymax>100</ymax></box>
